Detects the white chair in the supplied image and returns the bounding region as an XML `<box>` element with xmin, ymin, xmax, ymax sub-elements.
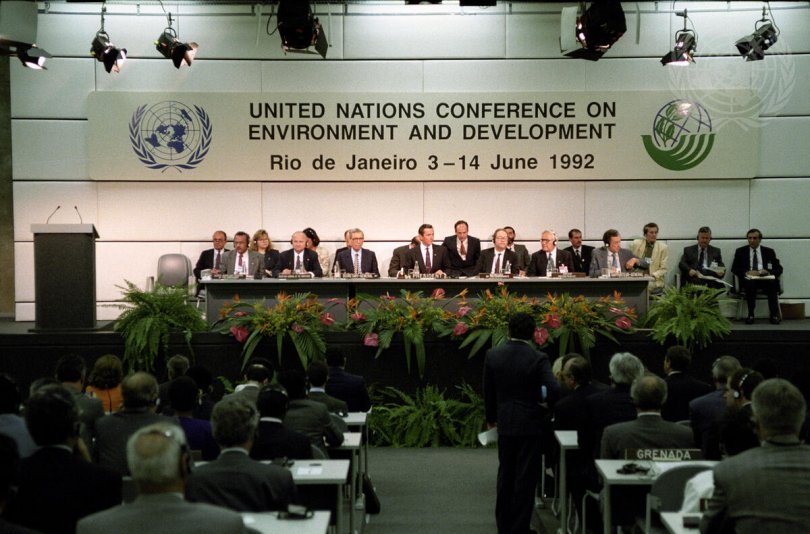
<box><xmin>641</xmin><ymin>464</ymin><xmax>712</xmax><ymax>534</ymax></box>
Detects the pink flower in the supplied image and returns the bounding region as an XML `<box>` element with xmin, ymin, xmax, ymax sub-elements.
<box><xmin>453</xmin><ymin>322</ymin><xmax>469</xmax><ymax>336</ymax></box>
<box><xmin>533</xmin><ymin>327</ymin><xmax>549</xmax><ymax>346</ymax></box>
<box><xmin>230</xmin><ymin>325</ymin><xmax>249</xmax><ymax>343</ymax></box>
<box><xmin>608</xmin><ymin>306</ymin><xmax>623</xmax><ymax>316</ymax></box>
<box><xmin>328</xmin><ymin>298</ymin><xmax>345</xmax><ymax>305</ymax></box>
<box><xmin>319</xmin><ymin>313</ymin><xmax>335</xmax><ymax>326</ymax></box>
<box><xmin>350</xmin><ymin>312</ymin><xmax>366</xmax><ymax>321</ymax></box>
<box><xmin>545</xmin><ymin>313</ymin><xmax>561</xmax><ymax>329</ymax></box>
<box><xmin>291</xmin><ymin>323</ymin><xmax>304</xmax><ymax>334</ymax></box>
<box><xmin>380</xmin><ymin>293</ymin><xmax>396</xmax><ymax>301</ymax></box>
<box><xmin>457</xmin><ymin>305</ymin><xmax>472</xmax><ymax>317</ymax></box>
<box><xmin>431</xmin><ymin>288</ymin><xmax>446</xmax><ymax>299</ymax></box>
<box><xmin>363</xmin><ymin>333</ymin><xmax>379</xmax><ymax>347</ymax></box>
<box><xmin>234</xmin><ymin>311</ymin><xmax>248</xmax><ymax>318</ymax></box>
<box><xmin>615</xmin><ymin>316</ymin><xmax>632</xmax><ymax>330</ymax></box>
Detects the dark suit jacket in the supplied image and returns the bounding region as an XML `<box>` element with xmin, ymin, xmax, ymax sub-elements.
<box><xmin>474</xmin><ymin>248</ymin><xmax>518</xmax><ymax>275</ymax></box>
<box><xmin>483</xmin><ymin>340</ymin><xmax>558</xmax><ymax>436</ymax></box>
<box><xmin>325</xmin><ymin>367</ymin><xmax>372</xmax><ymax>412</ymax></box>
<box><xmin>388</xmin><ymin>244</ymin><xmax>413</xmax><ymax>277</ymax></box>
<box><xmin>508</xmin><ymin>244</ymin><xmax>531</xmax><ymax>271</ymax></box>
<box><xmin>95</xmin><ymin>409</ymin><xmax>178</xmax><ymax>475</ymax></box>
<box><xmin>404</xmin><ymin>244</ymin><xmax>451</xmax><ymax>275</ymax></box>
<box><xmin>600</xmin><ymin>413</ymin><xmax>694</xmax><ymax>459</ymax></box>
<box><xmin>563</xmin><ymin>245</ymin><xmax>594</xmax><ymax>274</ymax></box>
<box><xmin>580</xmin><ymin>385</ymin><xmax>636</xmax><ymax>459</ymax></box>
<box><xmin>262</xmin><ymin>249</ymin><xmax>281</xmax><ymax>277</ymax></box>
<box><xmin>679</xmin><ymin>244</ymin><xmax>724</xmax><ymax>281</ymax></box>
<box><xmin>588</xmin><ymin>247</ymin><xmax>638</xmax><ymax>277</ymax></box>
<box><xmin>553</xmin><ymin>381</ymin><xmax>609</xmax><ymax>432</ymax></box>
<box><xmin>526</xmin><ymin>249</ymin><xmax>575</xmax><ymax>276</ymax></box>
<box><xmin>283</xmin><ymin>399</ymin><xmax>344</xmax><ymax>452</ymax></box>
<box><xmin>5</xmin><ymin>446</ymin><xmax>122</xmax><ymax>534</ymax></box>
<box><xmin>221</xmin><ymin>250</ymin><xmax>264</xmax><ymax>278</ymax></box>
<box><xmin>277</xmin><ymin>249</ymin><xmax>324</xmax><ymax>277</ymax></box>
<box><xmin>67</xmin><ymin>387</ymin><xmax>104</xmax><ymax>455</ymax></box>
<box><xmin>193</xmin><ymin>248</ymin><xmax>229</xmax><ymax>280</ymax></box>
<box><xmin>186</xmin><ymin>450</ymin><xmax>296</xmax><ymax>512</ymax></box>
<box><xmin>334</xmin><ymin>248</ymin><xmax>380</xmax><ymax>276</ymax></box>
<box><xmin>731</xmin><ymin>245</ymin><xmax>783</xmax><ymax>280</ymax></box>
<box><xmin>441</xmin><ymin>235</ymin><xmax>481</xmax><ymax>277</ymax></box>
<box><xmin>250</xmin><ymin>420</ymin><xmax>314</xmax><ymax>461</ymax></box>
<box><xmin>689</xmin><ymin>389</ymin><xmax>725</xmax><ymax>457</ymax></box>
<box><xmin>661</xmin><ymin>372</ymin><xmax>713</xmax><ymax>423</ymax></box>
<box><xmin>308</xmin><ymin>390</ymin><xmax>348</xmax><ymax>414</ymax></box>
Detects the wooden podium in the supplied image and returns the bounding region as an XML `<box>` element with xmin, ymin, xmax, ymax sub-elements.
<box><xmin>31</xmin><ymin>224</ymin><xmax>99</xmax><ymax>330</ymax></box>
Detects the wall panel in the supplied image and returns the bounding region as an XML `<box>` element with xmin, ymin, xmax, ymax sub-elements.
<box><xmin>11</xmin><ymin>120</ymin><xmax>88</xmax><ymax>180</ymax></box>
<box><xmin>750</xmin><ymin>178</ymin><xmax>810</xmax><ymax>236</ymax></box>
<box><xmin>13</xmin><ymin>182</ymin><xmax>99</xmax><ymax>242</ymax></box>
<box><xmin>10</xmin><ymin>58</ymin><xmax>94</xmax><ymax>119</ymax></box>
<box><xmin>262</xmin><ymin>61</ymin><xmax>425</xmax><ymax>93</ymax></box>
<box><xmin>758</xmin><ymin>117</ymin><xmax>810</xmax><ymax>177</ymax></box>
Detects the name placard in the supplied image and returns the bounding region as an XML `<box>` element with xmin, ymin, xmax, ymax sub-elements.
<box><xmin>625</xmin><ymin>448</ymin><xmax>704</xmax><ymax>462</ymax></box>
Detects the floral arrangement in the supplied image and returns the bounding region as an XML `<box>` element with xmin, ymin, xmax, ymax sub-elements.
<box><xmin>214</xmin><ymin>292</ymin><xmax>338</xmax><ymax>370</ymax></box>
<box><xmin>645</xmin><ymin>285</ymin><xmax>731</xmax><ymax>351</ymax></box>
<box><xmin>345</xmin><ymin>288</ymin><xmax>457</xmax><ymax>378</ymax></box>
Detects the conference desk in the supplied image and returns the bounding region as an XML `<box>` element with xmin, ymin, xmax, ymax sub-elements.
<box><xmin>660</xmin><ymin>511</ymin><xmax>701</xmax><ymax>534</ymax></box>
<box><xmin>335</xmin><ymin>431</ymin><xmax>362</xmax><ymax>528</ymax></box>
<box><xmin>242</xmin><ymin>510</ymin><xmax>331</xmax><ymax>534</ymax></box>
<box><xmin>343</xmin><ymin>412</ymin><xmax>369</xmax><ymax>476</ymax></box>
<box><xmin>594</xmin><ymin>459</ymin><xmax>716</xmax><ymax>534</ymax></box>
<box><xmin>554</xmin><ymin>430</ymin><xmax>579</xmax><ymax>534</ymax></box>
<box><xmin>201</xmin><ymin>276</ymin><xmax>651</xmax><ymax>326</ymax></box>
<box><xmin>286</xmin><ymin>459</ymin><xmax>351</xmax><ymax>534</ymax></box>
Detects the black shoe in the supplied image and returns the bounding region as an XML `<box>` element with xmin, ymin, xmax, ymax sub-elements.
<box><xmin>770</xmin><ymin>316</ymin><xmax>781</xmax><ymax>325</ymax></box>
<box><xmin>745</xmin><ymin>316</ymin><xmax>755</xmax><ymax>325</ymax></box>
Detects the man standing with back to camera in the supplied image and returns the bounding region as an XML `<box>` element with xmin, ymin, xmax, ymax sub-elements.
<box><xmin>484</xmin><ymin>313</ymin><xmax>558</xmax><ymax>534</ymax></box>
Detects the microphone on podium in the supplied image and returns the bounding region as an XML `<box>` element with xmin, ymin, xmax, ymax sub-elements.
<box><xmin>74</xmin><ymin>206</ymin><xmax>83</xmax><ymax>224</ymax></box>
<box><xmin>46</xmin><ymin>205</ymin><xmax>61</xmax><ymax>224</ymax></box>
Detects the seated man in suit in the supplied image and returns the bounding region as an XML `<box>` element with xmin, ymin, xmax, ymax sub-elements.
<box><xmin>679</xmin><ymin>226</ymin><xmax>726</xmax><ymax>288</ymax></box>
<box><xmin>588</xmin><ymin>229</ymin><xmax>639</xmax><ymax>277</ymax></box>
<box><xmin>404</xmin><ymin>224</ymin><xmax>451</xmax><ymax>276</ymax></box>
<box><xmin>223</xmin><ymin>363</ymin><xmax>271</xmax><ymax>406</ymax></box>
<box><xmin>475</xmin><ymin>228</ymin><xmax>518</xmax><ymax>275</ymax></box>
<box><xmin>660</xmin><ymin>345</ymin><xmax>712</xmax><ymax>422</ymax></box>
<box><xmin>306</xmin><ymin>360</ymin><xmax>348</xmax><ymax>414</ymax></box>
<box><xmin>563</xmin><ymin>228</ymin><xmax>594</xmax><ymax>274</ymax></box>
<box><xmin>277</xmin><ymin>369</ymin><xmax>344</xmax><ymax>456</ymax></box>
<box><xmin>193</xmin><ymin>230</ymin><xmax>229</xmax><ymax>289</ymax></box>
<box><xmin>186</xmin><ymin>397</ymin><xmax>296</xmax><ymax>512</ymax></box>
<box><xmin>701</xmin><ymin>379</ymin><xmax>810</xmax><ymax>533</ymax></box>
<box><xmin>325</xmin><ymin>349</ymin><xmax>371</xmax><ymax>413</ymax></box>
<box><xmin>629</xmin><ymin>222</ymin><xmax>669</xmax><ymax>293</ymax></box>
<box><xmin>278</xmin><ymin>231</ymin><xmax>324</xmax><ymax>277</ymax></box>
<box><xmin>5</xmin><ymin>385</ymin><xmax>122</xmax><ymax>534</ymax></box>
<box><xmin>251</xmin><ymin>385</ymin><xmax>313</xmax><ymax>461</ymax></box>
<box><xmin>55</xmin><ymin>353</ymin><xmax>105</xmax><ymax>455</ymax></box>
<box><xmin>690</xmin><ymin>356</ymin><xmax>741</xmax><ymax>459</ymax></box>
<box><xmin>334</xmin><ymin>228</ymin><xmax>380</xmax><ymax>276</ymax></box>
<box><xmin>387</xmin><ymin>235</ymin><xmax>421</xmax><ymax>277</ymax></box>
<box><xmin>441</xmin><ymin>220</ymin><xmax>481</xmax><ymax>277</ymax></box>
<box><xmin>731</xmin><ymin>228</ymin><xmax>783</xmax><ymax>324</ymax></box>
<box><xmin>527</xmin><ymin>230</ymin><xmax>575</xmax><ymax>276</ymax></box>
<box><xmin>221</xmin><ymin>231</ymin><xmax>263</xmax><ymax>278</ymax></box>
<box><xmin>504</xmin><ymin>226</ymin><xmax>531</xmax><ymax>272</ymax></box>
<box><xmin>331</xmin><ymin>229</ymin><xmax>352</xmax><ymax>271</ymax></box>
<box><xmin>78</xmin><ymin>423</ymin><xmax>249</xmax><ymax>534</ymax></box>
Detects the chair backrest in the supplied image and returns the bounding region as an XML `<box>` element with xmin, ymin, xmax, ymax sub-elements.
<box><xmin>310</xmin><ymin>444</ymin><xmax>328</xmax><ymax>459</ymax></box>
<box><xmin>157</xmin><ymin>253</ymin><xmax>192</xmax><ymax>288</ymax></box>
<box><xmin>649</xmin><ymin>464</ymin><xmax>712</xmax><ymax>512</ymax></box>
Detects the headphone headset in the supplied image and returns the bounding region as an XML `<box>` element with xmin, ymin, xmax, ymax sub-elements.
<box><xmin>732</xmin><ymin>371</ymin><xmax>753</xmax><ymax>399</ymax></box>
<box><xmin>145</xmin><ymin>428</ymin><xmax>193</xmax><ymax>475</ymax></box>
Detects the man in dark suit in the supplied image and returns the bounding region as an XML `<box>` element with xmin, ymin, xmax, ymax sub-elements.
<box><xmin>441</xmin><ymin>220</ymin><xmax>481</xmax><ymax>277</ymax></box>
<box><xmin>221</xmin><ymin>231</ymin><xmax>264</xmax><ymax>278</ymax></box>
<box><xmin>588</xmin><ymin>229</ymin><xmax>640</xmax><ymax>277</ymax></box>
<box><xmin>186</xmin><ymin>397</ymin><xmax>296</xmax><ymax>512</ymax></box>
<box><xmin>307</xmin><ymin>360</ymin><xmax>348</xmax><ymax>414</ymax></box>
<box><xmin>223</xmin><ymin>363</ymin><xmax>271</xmax><ymax>406</ymax></box>
<box><xmin>701</xmin><ymin>379</ymin><xmax>810</xmax><ymax>533</ymax></box>
<box><xmin>475</xmin><ymin>228</ymin><xmax>518</xmax><ymax>275</ymax></box>
<box><xmin>504</xmin><ymin>226</ymin><xmax>531</xmax><ymax>272</ymax></box>
<box><xmin>278</xmin><ymin>231</ymin><xmax>324</xmax><ymax>277</ymax></box>
<box><xmin>527</xmin><ymin>230</ymin><xmax>575</xmax><ymax>276</ymax></box>
<box><xmin>334</xmin><ymin>228</ymin><xmax>380</xmax><ymax>276</ymax></box>
<box><xmin>689</xmin><ymin>356</ymin><xmax>741</xmax><ymax>459</ymax></box>
<box><xmin>660</xmin><ymin>346</ymin><xmax>712</xmax><ymax>422</ymax></box>
<box><xmin>404</xmin><ymin>224</ymin><xmax>451</xmax><ymax>276</ymax></box>
<box><xmin>193</xmin><ymin>230</ymin><xmax>229</xmax><ymax>294</ymax></box>
<box><xmin>387</xmin><ymin>235</ymin><xmax>420</xmax><ymax>277</ymax></box>
<box><xmin>251</xmin><ymin>385</ymin><xmax>313</xmax><ymax>461</ymax></box>
<box><xmin>563</xmin><ymin>228</ymin><xmax>594</xmax><ymax>274</ymax></box>
<box><xmin>484</xmin><ymin>312</ymin><xmax>558</xmax><ymax>534</ymax></box>
<box><xmin>55</xmin><ymin>354</ymin><xmax>105</xmax><ymax>455</ymax></box>
<box><xmin>679</xmin><ymin>226</ymin><xmax>726</xmax><ymax>287</ymax></box>
<box><xmin>278</xmin><ymin>370</ymin><xmax>344</xmax><ymax>456</ymax></box>
<box><xmin>325</xmin><ymin>350</ymin><xmax>371</xmax><ymax>413</ymax></box>
<box><xmin>731</xmin><ymin>228</ymin><xmax>783</xmax><ymax>324</ymax></box>
<box><xmin>5</xmin><ymin>385</ymin><xmax>122</xmax><ymax>534</ymax></box>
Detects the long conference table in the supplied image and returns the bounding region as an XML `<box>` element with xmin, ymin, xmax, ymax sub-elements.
<box><xmin>201</xmin><ymin>276</ymin><xmax>651</xmax><ymax>326</ymax></box>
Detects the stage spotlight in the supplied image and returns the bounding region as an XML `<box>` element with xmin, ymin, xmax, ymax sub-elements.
<box><xmin>17</xmin><ymin>45</ymin><xmax>51</xmax><ymax>69</ymax></box>
<box><xmin>155</xmin><ymin>14</ymin><xmax>197</xmax><ymax>68</ymax></box>
<box><xmin>735</xmin><ymin>6</ymin><xmax>778</xmax><ymax>62</ymax></box>
<box><xmin>91</xmin><ymin>31</ymin><xmax>126</xmax><ymax>73</ymax></box>
<box><xmin>661</xmin><ymin>10</ymin><xmax>696</xmax><ymax>66</ymax></box>
<box><xmin>278</xmin><ymin>0</ymin><xmax>328</xmax><ymax>59</ymax></box>
<box><xmin>564</xmin><ymin>1</ymin><xmax>626</xmax><ymax>61</ymax></box>
<box><xmin>0</xmin><ymin>0</ymin><xmax>51</xmax><ymax>70</ymax></box>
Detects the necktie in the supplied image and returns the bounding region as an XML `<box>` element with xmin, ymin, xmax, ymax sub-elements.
<box><xmin>425</xmin><ymin>247</ymin><xmax>432</xmax><ymax>271</ymax></box>
<box><xmin>495</xmin><ymin>253</ymin><xmax>501</xmax><ymax>274</ymax></box>
<box><xmin>238</xmin><ymin>253</ymin><xmax>243</xmax><ymax>271</ymax></box>
<box><xmin>612</xmin><ymin>253</ymin><xmax>619</xmax><ymax>270</ymax></box>
<box><xmin>295</xmin><ymin>255</ymin><xmax>302</xmax><ymax>271</ymax></box>
<box><xmin>354</xmin><ymin>253</ymin><xmax>360</xmax><ymax>274</ymax></box>
<box><xmin>214</xmin><ymin>251</ymin><xmax>221</xmax><ymax>270</ymax></box>
<box><xmin>459</xmin><ymin>241</ymin><xmax>466</xmax><ymax>256</ymax></box>
<box><xmin>547</xmin><ymin>252</ymin><xmax>552</xmax><ymax>265</ymax></box>
<box><xmin>575</xmin><ymin>249</ymin><xmax>581</xmax><ymax>261</ymax></box>
<box><xmin>752</xmin><ymin>249</ymin><xmax>759</xmax><ymax>270</ymax></box>
<box><xmin>698</xmin><ymin>249</ymin><xmax>705</xmax><ymax>269</ymax></box>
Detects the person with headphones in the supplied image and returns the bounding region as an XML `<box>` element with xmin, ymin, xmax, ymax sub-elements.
<box><xmin>718</xmin><ymin>368</ymin><xmax>764</xmax><ymax>458</ymax></box>
<box><xmin>475</xmin><ymin>228</ymin><xmax>518</xmax><ymax>276</ymax></box>
<box><xmin>526</xmin><ymin>230</ymin><xmax>575</xmax><ymax>276</ymax></box>
<box><xmin>588</xmin><ymin>228</ymin><xmax>640</xmax><ymax>277</ymax></box>
<box><xmin>278</xmin><ymin>231</ymin><xmax>324</xmax><ymax>277</ymax></box>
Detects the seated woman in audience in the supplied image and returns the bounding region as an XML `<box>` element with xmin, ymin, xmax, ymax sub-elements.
<box><xmin>169</xmin><ymin>376</ymin><xmax>219</xmax><ymax>461</ymax></box>
<box><xmin>86</xmin><ymin>354</ymin><xmax>124</xmax><ymax>414</ymax></box>
<box><xmin>251</xmin><ymin>229</ymin><xmax>280</xmax><ymax>277</ymax></box>
<box><xmin>303</xmin><ymin>227</ymin><xmax>331</xmax><ymax>275</ymax></box>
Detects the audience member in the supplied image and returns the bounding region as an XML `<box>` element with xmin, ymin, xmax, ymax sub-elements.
<box><xmin>324</xmin><ymin>349</ymin><xmax>371</xmax><ymax>412</ymax></box>
<box><xmin>221</xmin><ymin>231</ymin><xmax>263</xmax><ymax>278</ymax></box>
<box><xmin>223</xmin><ymin>363</ymin><xmax>271</xmax><ymax>406</ymax></box>
<box><xmin>0</xmin><ymin>374</ymin><xmax>36</xmax><ymax>458</ymax></box>
<box><xmin>731</xmin><ymin>228</ymin><xmax>783</xmax><ymax>324</ymax></box>
<box><xmin>701</xmin><ymin>379</ymin><xmax>810</xmax><ymax>533</ymax></box>
<box><xmin>679</xmin><ymin>226</ymin><xmax>726</xmax><ymax>288</ymax></box>
<box><xmin>629</xmin><ymin>222</ymin><xmax>669</xmax><ymax>293</ymax></box>
<box><xmin>563</xmin><ymin>228</ymin><xmax>594</xmax><ymax>274</ymax></box>
<box><xmin>5</xmin><ymin>385</ymin><xmax>121</xmax><ymax>534</ymax></box>
<box><xmin>388</xmin><ymin>235</ymin><xmax>420</xmax><ymax>277</ymax></box>
<box><xmin>95</xmin><ymin>372</ymin><xmax>177</xmax><ymax>475</ymax></box>
<box><xmin>185</xmin><ymin>365</ymin><xmax>216</xmax><ymax>419</ymax></box>
<box><xmin>503</xmin><ymin>226</ymin><xmax>531</xmax><ymax>272</ymax></box>
<box><xmin>193</xmin><ymin>230</ymin><xmax>229</xmax><ymax>291</ymax></box>
<box><xmin>277</xmin><ymin>369</ymin><xmax>344</xmax><ymax>456</ymax></box>
<box><xmin>168</xmin><ymin>376</ymin><xmax>219</xmax><ymax>461</ymax></box>
<box><xmin>442</xmin><ymin>220</ymin><xmax>481</xmax><ymax>277</ymax></box>
<box><xmin>86</xmin><ymin>354</ymin><xmax>124</xmax><ymax>414</ymax></box>
<box><xmin>303</xmin><ymin>227</ymin><xmax>331</xmax><ymax>275</ymax></box>
<box><xmin>690</xmin><ymin>356</ymin><xmax>741</xmax><ymax>458</ymax></box>
<box><xmin>526</xmin><ymin>230</ymin><xmax>575</xmax><ymax>276</ymax></box>
<box><xmin>333</xmin><ymin>228</ymin><xmax>380</xmax><ymax>276</ymax></box>
<box><xmin>250</xmin><ymin>229</ymin><xmax>281</xmax><ymax>278</ymax></box>
<box><xmin>307</xmin><ymin>360</ymin><xmax>348</xmax><ymax>414</ymax></box>
<box><xmin>157</xmin><ymin>354</ymin><xmax>189</xmax><ymax>412</ymax></box>
<box><xmin>251</xmin><ymin>385</ymin><xmax>313</xmax><ymax>461</ymax></box>
<box><xmin>483</xmin><ymin>312</ymin><xmax>558</xmax><ymax>534</ymax></box>
<box><xmin>475</xmin><ymin>228</ymin><xmax>518</xmax><ymax>275</ymax></box>
<box><xmin>717</xmin><ymin>368</ymin><xmax>764</xmax><ymax>458</ymax></box>
<box><xmin>588</xmin><ymin>229</ymin><xmax>640</xmax><ymax>277</ymax></box>
<box><xmin>660</xmin><ymin>346</ymin><xmax>712</xmax><ymax>422</ymax></box>
<box><xmin>404</xmin><ymin>224</ymin><xmax>450</xmax><ymax>276</ymax></box>
<box><xmin>77</xmin><ymin>423</ymin><xmax>248</xmax><ymax>534</ymax></box>
<box><xmin>279</xmin><ymin>231</ymin><xmax>324</xmax><ymax>277</ymax></box>
<box><xmin>186</xmin><ymin>397</ymin><xmax>295</xmax><ymax>512</ymax></box>
<box><xmin>0</xmin><ymin>434</ymin><xmax>38</xmax><ymax>534</ymax></box>
<box><xmin>55</xmin><ymin>354</ymin><xmax>105</xmax><ymax>456</ymax></box>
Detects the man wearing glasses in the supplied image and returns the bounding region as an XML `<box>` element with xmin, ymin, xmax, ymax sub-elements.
<box><xmin>526</xmin><ymin>230</ymin><xmax>574</xmax><ymax>276</ymax></box>
<box><xmin>193</xmin><ymin>230</ymin><xmax>229</xmax><ymax>290</ymax></box>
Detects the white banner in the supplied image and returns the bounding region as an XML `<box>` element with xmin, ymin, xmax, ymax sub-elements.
<box><xmin>87</xmin><ymin>91</ymin><xmax>759</xmax><ymax>181</ymax></box>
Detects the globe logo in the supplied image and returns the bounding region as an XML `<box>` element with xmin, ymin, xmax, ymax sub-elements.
<box><xmin>641</xmin><ymin>100</ymin><xmax>715</xmax><ymax>171</ymax></box>
<box><xmin>129</xmin><ymin>101</ymin><xmax>212</xmax><ymax>171</ymax></box>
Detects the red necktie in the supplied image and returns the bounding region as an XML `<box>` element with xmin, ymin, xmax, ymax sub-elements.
<box><xmin>238</xmin><ymin>254</ymin><xmax>243</xmax><ymax>269</ymax></box>
<box><xmin>460</xmin><ymin>241</ymin><xmax>466</xmax><ymax>256</ymax></box>
<box><xmin>494</xmin><ymin>253</ymin><xmax>501</xmax><ymax>274</ymax></box>
<box><xmin>214</xmin><ymin>251</ymin><xmax>221</xmax><ymax>269</ymax></box>
<box><xmin>425</xmin><ymin>247</ymin><xmax>432</xmax><ymax>271</ymax></box>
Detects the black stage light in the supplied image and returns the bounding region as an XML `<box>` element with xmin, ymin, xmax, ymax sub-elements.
<box><xmin>17</xmin><ymin>45</ymin><xmax>51</xmax><ymax>69</ymax></box>
<box><xmin>735</xmin><ymin>21</ymin><xmax>777</xmax><ymax>61</ymax></box>
<box><xmin>155</xmin><ymin>13</ymin><xmax>197</xmax><ymax>69</ymax></box>
<box><xmin>278</xmin><ymin>0</ymin><xmax>328</xmax><ymax>59</ymax></box>
<box><xmin>91</xmin><ymin>31</ymin><xmax>126</xmax><ymax>73</ymax></box>
<box><xmin>661</xmin><ymin>10</ymin><xmax>696</xmax><ymax>66</ymax></box>
<box><xmin>565</xmin><ymin>1</ymin><xmax>626</xmax><ymax>61</ymax></box>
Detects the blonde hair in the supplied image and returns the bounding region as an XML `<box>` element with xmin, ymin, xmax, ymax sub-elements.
<box><xmin>250</xmin><ymin>229</ymin><xmax>273</xmax><ymax>252</ymax></box>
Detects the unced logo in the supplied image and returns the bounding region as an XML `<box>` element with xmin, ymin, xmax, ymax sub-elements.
<box><xmin>130</xmin><ymin>101</ymin><xmax>212</xmax><ymax>172</ymax></box>
<box><xmin>641</xmin><ymin>100</ymin><xmax>714</xmax><ymax>171</ymax></box>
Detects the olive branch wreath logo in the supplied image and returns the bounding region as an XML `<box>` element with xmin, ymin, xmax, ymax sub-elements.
<box><xmin>129</xmin><ymin>104</ymin><xmax>213</xmax><ymax>172</ymax></box>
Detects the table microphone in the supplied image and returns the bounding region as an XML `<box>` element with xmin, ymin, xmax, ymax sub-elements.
<box><xmin>46</xmin><ymin>205</ymin><xmax>61</xmax><ymax>224</ymax></box>
<box><xmin>74</xmin><ymin>205</ymin><xmax>83</xmax><ymax>224</ymax></box>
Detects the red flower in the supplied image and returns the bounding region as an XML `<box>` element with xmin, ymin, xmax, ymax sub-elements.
<box><xmin>328</xmin><ymin>298</ymin><xmax>345</xmax><ymax>305</ymax></box>
<box><xmin>320</xmin><ymin>313</ymin><xmax>335</xmax><ymax>326</ymax></box>
<box><xmin>608</xmin><ymin>306</ymin><xmax>623</xmax><ymax>316</ymax></box>
<box><xmin>363</xmin><ymin>333</ymin><xmax>379</xmax><ymax>347</ymax></box>
<box><xmin>615</xmin><ymin>316</ymin><xmax>632</xmax><ymax>330</ymax></box>
<box><xmin>291</xmin><ymin>323</ymin><xmax>304</xmax><ymax>334</ymax></box>
<box><xmin>350</xmin><ymin>312</ymin><xmax>366</xmax><ymax>321</ymax></box>
<box><xmin>534</xmin><ymin>327</ymin><xmax>549</xmax><ymax>345</ymax></box>
<box><xmin>457</xmin><ymin>306</ymin><xmax>472</xmax><ymax>317</ymax></box>
<box><xmin>380</xmin><ymin>293</ymin><xmax>396</xmax><ymax>301</ymax></box>
<box><xmin>230</xmin><ymin>325</ymin><xmax>249</xmax><ymax>343</ymax></box>
<box><xmin>545</xmin><ymin>313</ymin><xmax>561</xmax><ymax>329</ymax></box>
<box><xmin>234</xmin><ymin>311</ymin><xmax>248</xmax><ymax>318</ymax></box>
<box><xmin>431</xmin><ymin>288</ymin><xmax>446</xmax><ymax>299</ymax></box>
<box><xmin>453</xmin><ymin>322</ymin><xmax>469</xmax><ymax>336</ymax></box>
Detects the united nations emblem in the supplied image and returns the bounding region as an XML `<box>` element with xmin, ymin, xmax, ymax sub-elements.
<box><xmin>129</xmin><ymin>101</ymin><xmax>212</xmax><ymax>171</ymax></box>
<box><xmin>641</xmin><ymin>100</ymin><xmax>714</xmax><ymax>171</ymax></box>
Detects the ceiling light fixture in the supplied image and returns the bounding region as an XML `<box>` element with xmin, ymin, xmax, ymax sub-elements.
<box><xmin>735</xmin><ymin>4</ymin><xmax>779</xmax><ymax>61</ymax></box>
<box><xmin>0</xmin><ymin>0</ymin><xmax>52</xmax><ymax>70</ymax></box>
<box><xmin>17</xmin><ymin>45</ymin><xmax>52</xmax><ymax>69</ymax></box>
<box><xmin>90</xmin><ymin>3</ymin><xmax>126</xmax><ymax>73</ymax></box>
<box><xmin>277</xmin><ymin>0</ymin><xmax>328</xmax><ymax>59</ymax></box>
<box><xmin>563</xmin><ymin>1</ymin><xmax>626</xmax><ymax>61</ymax></box>
<box><xmin>661</xmin><ymin>9</ymin><xmax>696</xmax><ymax>66</ymax></box>
<box><xmin>155</xmin><ymin>12</ymin><xmax>197</xmax><ymax>68</ymax></box>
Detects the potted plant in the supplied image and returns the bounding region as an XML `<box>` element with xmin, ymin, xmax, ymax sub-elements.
<box><xmin>645</xmin><ymin>285</ymin><xmax>732</xmax><ymax>351</ymax></box>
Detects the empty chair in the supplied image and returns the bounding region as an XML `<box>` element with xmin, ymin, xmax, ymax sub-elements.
<box><xmin>642</xmin><ymin>464</ymin><xmax>712</xmax><ymax>534</ymax></box>
<box><xmin>157</xmin><ymin>253</ymin><xmax>192</xmax><ymax>289</ymax></box>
